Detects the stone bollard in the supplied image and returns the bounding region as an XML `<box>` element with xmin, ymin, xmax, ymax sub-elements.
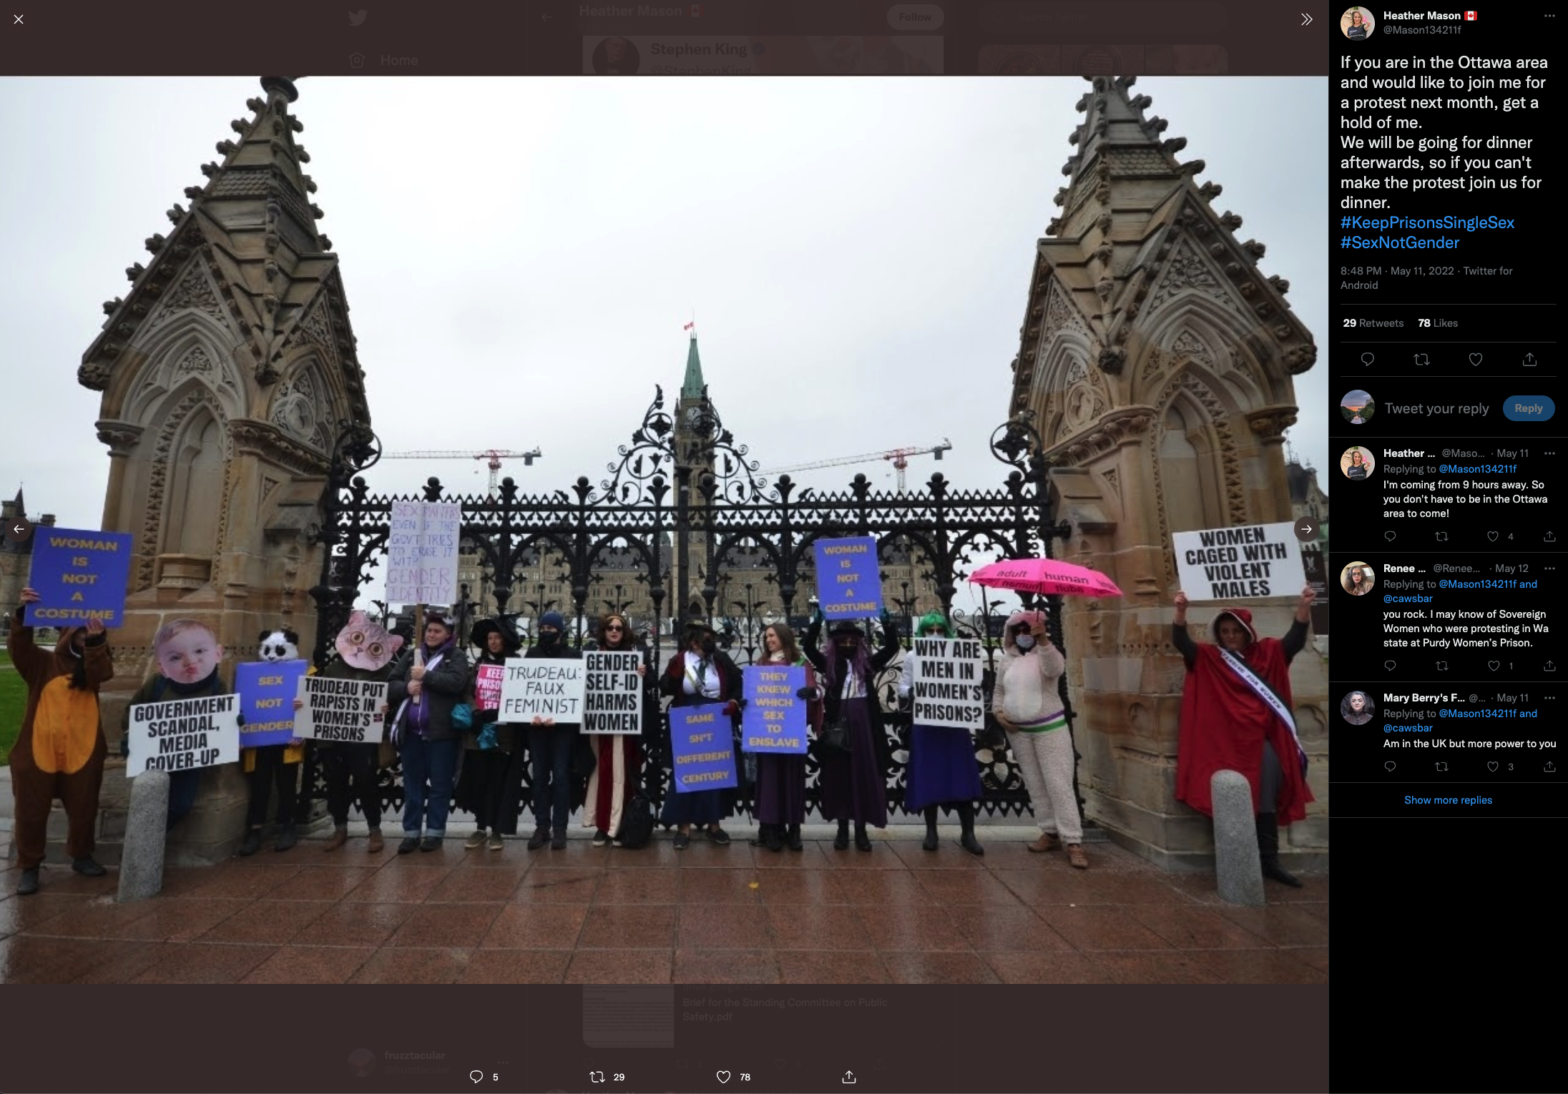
<box><xmin>118</xmin><ymin>770</ymin><xmax>170</xmax><ymax>902</ymax></box>
<box><xmin>1211</xmin><ymin>770</ymin><xmax>1265</xmax><ymax>906</ymax></box>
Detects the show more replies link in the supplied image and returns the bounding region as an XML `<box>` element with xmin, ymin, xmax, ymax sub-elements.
<box><xmin>581</xmin><ymin>35</ymin><xmax>943</xmax><ymax>75</ymax></box>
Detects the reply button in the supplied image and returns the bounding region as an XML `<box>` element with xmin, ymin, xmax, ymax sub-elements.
<box><xmin>1502</xmin><ymin>396</ymin><xmax>1555</xmax><ymax>422</ymax></box>
<box><xmin>888</xmin><ymin>4</ymin><xmax>945</xmax><ymax>29</ymax></box>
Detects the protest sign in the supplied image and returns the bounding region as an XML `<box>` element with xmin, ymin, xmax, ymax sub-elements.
<box><xmin>500</xmin><ymin>658</ymin><xmax>587</xmax><ymax>722</ymax></box>
<box><xmin>385</xmin><ymin>500</ymin><xmax>462</xmax><ymax>607</ymax></box>
<box><xmin>669</xmin><ymin>704</ymin><xmax>737</xmax><ymax>791</ymax></box>
<box><xmin>741</xmin><ymin>664</ymin><xmax>808</xmax><ymax>754</ymax></box>
<box><xmin>1172</xmin><ymin>522</ymin><xmax>1307</xmax><ymax>601</ymax></box>
<box><xmin>22</xmin><ymin>528</ymin><xmax>134</xmax><ymax>627</ymax></box>
<box><xmin>126</xmin><ymin>693</ymin><xmax>241</xmax><ymax>776</ymax></box>
<box><xmin>583</xmin><ymin>651</ymin><xmax>643</xmax><ymax>735</ymax></box>
<box><xmin>909</xmin><ymin>638</ymin><xmax>986</xmax><ymax>730</ymax></box>
<box><xmin>474</xmin><ymin>663</ymin><xmax>505</xmax><ymax>711</ymax></box>
<box><xmin>814</xmin><ymin>536</ymin><xmax>883</xmax><ymax>619</ymax></box>
<box><xmin>236</xmin><ymin>659</ymin><xmax>308</xmax><ymax>748</ymax></box>
<box><xmin>295</xmin><ymin>676</ymin><xmax>390</xmax><ymax>744</ymax></box>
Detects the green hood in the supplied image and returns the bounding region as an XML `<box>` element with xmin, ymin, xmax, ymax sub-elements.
<box><xmin>916</xmin><ymin>611</ymin><xmax>951</xmax><ymax>637</ymax></box>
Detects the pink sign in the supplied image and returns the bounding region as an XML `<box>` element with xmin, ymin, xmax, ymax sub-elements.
<box><xmin>476</xmin><ymin>663</ymin><xmax>505</xmax><ymax>711</ymax></box>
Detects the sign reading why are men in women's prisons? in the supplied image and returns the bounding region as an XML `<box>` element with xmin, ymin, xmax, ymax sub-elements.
<box><xmin>1172</xmin><ymin>522</ymin><xmax>1307</xmax><ymax>602</ymax></box>
<box><xmin>236</xmin><ymin>660</ymin><xmax>309</xmax><ymax>748</ymax></box>
<box><xmin>500</xmin><ymin>659</ymin><xmax>587</xmax><ymax>722</ymax></box>
<box><xmin>670</xmin><ymin>703</ymin><xmax>738</xmax><ymax>791</ymax></box>
<box><xmin>294</xmin><ymin>676</ymin><xmax>390</xmax><ymax>743</ymax></box>
<box><xmin>741</xmin><ymin>664</ymin><xmax>808</xmax><ymax>754</ymax></box>
<box><xmin>910</xmin><ymin>638</ymin><xmax>986</xmax><ymax>730</ymax></box>
<box><xmin>22</xmin><ymin>528</ymin><xmax>134</xmax><ymax>627</ymax></box>
<box><xmin>813</xmin><ymin>536</ymin><xmax>884</xmax><ymax>619</ymax></box>
<box><xmin>475</xmin><ymin>664</ymin><xmax>505</xmax><ymax>711</ymax></box>
<box><xmin>582</xmin><ymin>651</ymin><xmax>644</xmax><ymax>735</ymax></box>
<box><xmin>126</xmin><ymin>694</ymin><xmax>241</xmax><ymax>776</ymax></box>
<box><xmin>385</xmin><ymin>500</ymin><xmax>462</xmax><ymax>607</ymax></box>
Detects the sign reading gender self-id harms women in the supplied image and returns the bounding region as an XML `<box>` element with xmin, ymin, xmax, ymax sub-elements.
<box><xmin>126</xmin><ymin>694</ymin><xmax>241</xmax><ymax>775</ymax></box>
<box><xmin>22</xmin><ymin>528</ymin><xmax>134</xmax><ymax>627</ymax></box>
<box><xmin>813</xmin><ymin>536</ymin><xmax>883</xmax><ymax>619</ymax></box>
<box><xmin>582</xmin><ymin>651</ymin><xmax>643</xmax><ymax>735</ymax></box>
<box><xmin>669</xmin><ymin>704</ymin><xmax>737</xmax><ymax>791</ymax></box>
<box><xmin>1172</xmin><ymin>521</ymin><xmax>1306</xmax><ymax>601</ymax></box>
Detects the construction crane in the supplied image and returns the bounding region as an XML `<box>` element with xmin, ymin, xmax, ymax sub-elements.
<box><xmin>761</xmin><ymin>439</ymin><xmax>951</xmax><ymax>492</ymax></box>
<box><xmin>382</xmin><ymin>447</ymin><xmax>542</xmax><ymax>497</ymax></box>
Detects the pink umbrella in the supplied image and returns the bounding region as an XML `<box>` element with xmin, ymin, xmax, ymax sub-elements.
<box><xmin>969</xmin><ymin>558</ymin><xmax>1124</xmax><ymax>598</ymax></box>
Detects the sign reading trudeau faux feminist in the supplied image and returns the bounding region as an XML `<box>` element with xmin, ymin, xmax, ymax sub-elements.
<box><xmin>909</xmin><ymin>638</ymin><xmax>986</xmax><ymax>730</ymax></box>
<box><xmin>669</xmin><ymin>704</ymin><xmax>737</xmax><ymax>791</ymax></box>
<box><xmin>22</xmin><ymin>528</ymin><xmax>134</xmax><ymax>627</ymax></box>
<box><xmin>126</xmin><ymin>694</ymin><xmax>241</xmax><ymax>775</ymax></box>
<box><xmin>582</xmin><ymin>651</ymin><xmax>643</xmax><ymax>735</ymax></box>
<box><xmin>742</xmin><ymin>664</ymin><xmax>807</xmax><ymax>754</ymax></box>
<box><xmin>385</xmin><ymin>500</ymin><xmax>462</xmax><ymax>608</ymax></box>
<box><xmin>500</xmin><ymin>659</ymin><xmax>587</xmax><ymax>722</ymax></box>
<box><xmin>295</xmin><ymin>676</ymin><xmax>390</xmax><ymax>743</ymax></box>
<box><xmin>813</xmin><ymin>536</ymin><xmax>883</xmax><ymax>619</ymax></box>
<box><xmin>236</xmin><ymin>659</ymin><xmax>309</xmax><ymax>748</ymax></box>
<box><xmin>1172</xmin><ymin>521</ymin><xmax>1307</xmax><ymax>601</ymax></box>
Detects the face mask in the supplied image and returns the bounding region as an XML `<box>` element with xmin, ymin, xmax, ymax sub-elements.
<box><xmin>540</xmin><ymin>631</ymin><xmax>559</xmax><ymax>647</ymax></box>
<box><xmin>700</xmin><ymin>637</ymin><xmax>717</xmax><ymax>655</ymax></box>
<box><xmin>1014</xmin><ymin>634</ymin><xmax>1036</xmax><ymax>651</ymax></box>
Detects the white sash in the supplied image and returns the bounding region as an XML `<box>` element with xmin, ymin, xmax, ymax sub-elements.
<box><xmin>1219</xmin><ymin>648</ymin><xmax>1307</xmax><ymax>773</ymax></box>
<box><xmin>391</xmin><ymin>650</ymin><xmax>447</xmax><ymax>746</ymax></box>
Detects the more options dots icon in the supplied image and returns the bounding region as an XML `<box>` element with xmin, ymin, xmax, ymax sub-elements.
<box><xmin>349</xmin><ymin>52</ymin><xmax>365</xmax><ymax>69</ymax></box>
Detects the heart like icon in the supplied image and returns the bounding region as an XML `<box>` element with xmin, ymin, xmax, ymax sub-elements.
<box><xmin>717</xmin><ymin>1073</ymin><xmax>731</xmax><ymax>1085</ymax></box>
<box><xmin>1384</xmin><ymin>761</ymin><xmax>1396</xmax><ymax>771</ymax></box>
<box><xmin>1487</xmin><ymin>531</ymin><xmax>1499</xmax><ymax>542</ymax></box>
<box><xmin>1384</xmin><ymin>530</ymin><xmax>1396</xmax><ymax>542</ymax></box>
<box><xmin>1488</xmin><ymin>761</ymin><xmax>1499</xmax><ymax>772</ymax></box>
<box><xmin>1384</xmin><ymin>660</ymin><xmax>1396</xmax><ymax>670</ymax></box>
<box><xmin>1488</xmin><ymin>661</ymin><xmax>1500</xmax><ymax>671</ymax></box>
<box><xmin>1470</xmin><ymin>352</ymin><xmax>1483</xmax><ymax>366</ymax></box>
<box><xmin>1361</xmin><ymin>352</ymin><xmax>1375</xmax><ymax>365</ymax></box>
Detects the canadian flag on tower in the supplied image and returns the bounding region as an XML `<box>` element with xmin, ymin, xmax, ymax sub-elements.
<box><xmin>1464</xmin><ymin>10</ymin><xmax>1477</xmax><ymax>19</ymax></box>
<box><xmin>683</xmin><ymin>321</ymin><xmax>695</xmax><ymax>331</ymax></box>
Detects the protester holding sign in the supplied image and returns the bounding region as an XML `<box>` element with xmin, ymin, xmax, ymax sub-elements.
<box><xmin>803</xmin><ymin>610</ymin><xmax>899</xmax><ymax>851</ymax></box>
<box><xmin>9</xmin><ymin>587</ymin><xmax>115</xmax><ymax>896</ymax></box>
<box><xmin>992</xmin><ymin>609</ymin><xmax>1088</xmax><ymax>869</ymax></box>
<box><xmin>752</xmin><ymin>622</ymin><xmax>822</xmax><ymax>853</ymax></box>
<box><xmin>119</xmin><ymin>618</ymin><xmax>231</xmax><ymax>831</ymax></box>
<box><xmin>658</xmin><ymin>619</ymin><xmax>742</xmax><ymax>850</ymax></box>
<box><xmin>458</xmin><ymin>618</ymin><xmax>526</xmax><ymax>851</ymax></box>
<box><xmin>388</xmin><ymin>610</ymin><xmax>469</xmax><ymax>853</ymax></box>
<box><xmin>896</xmin><ymin>612</ymin><xmax>986</xmax><ymax>856</ymax></box>
<box><xmin>1173</xmin><ymin>586</ymin><xmax>1315</xmax><ymax>889</ymax></box>
<box><xmin>582</xmin><ymin>613</ymin><xmax>653</xmax><ymax>847</ymax></box>
<box><xmin>235</xmin><ymin>629</ymin><xmax>308</xmax><ymax>857</ymax></box>
<box><xmin>522</xmin><ymin>611</ymin><xmax>583</xmax><ymax>851</ymax></box>
<box><xmin>317</xmin><ymin>611</ymin><xmax>403</xmax><ymax>853</ymax></box>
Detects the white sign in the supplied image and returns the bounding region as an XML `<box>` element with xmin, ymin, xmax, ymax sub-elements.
<box><xmin>385</xmin><ymin>500</ymin><xmax>462</xmax><ymax>607</ymax></box>
<box><xmin>1172</xmin><ymin>521</ymin><xmax>1308</xmax><ymax>601</ymax></box>
<box><xmin>583</xmin><ymin>651</ymin><xmax>644</xmax><ymax>735</ymax></box>
<box><xmin>910</xmin><ymin>637</ymin><xmax>986</xmax><ymax>730</ymax></box>
<box><xmin>500</xmin><ymin>658</ymin><xmax>587</xmax><ymax>722</ymax></box>
<box><xmin>295</xmin><ymin>677</ymin><xmax>390</xmax><ymax>743</ymax></box>
<box><xmin>126</xmin><ymin>694</ymin><xmax>241</xmax><ymax>775</ymax></box>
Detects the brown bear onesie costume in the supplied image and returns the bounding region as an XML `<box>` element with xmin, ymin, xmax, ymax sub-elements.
<box><xmin>9</xmin><ymin>611</ymin><xmax>115</xmax><ymax>895</ymax></box>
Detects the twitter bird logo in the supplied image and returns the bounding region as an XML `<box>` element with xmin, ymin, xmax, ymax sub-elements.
<box><xmin>349</xmin><ymin>10</ymin><xmax>368</xmax><ymax>26</ymax></box>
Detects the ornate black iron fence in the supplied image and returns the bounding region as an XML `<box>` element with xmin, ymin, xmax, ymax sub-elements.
<box><xmin>304</xmin><ymin>387</ymin><xmax>1075</xmax><ymax>822</ymax></box>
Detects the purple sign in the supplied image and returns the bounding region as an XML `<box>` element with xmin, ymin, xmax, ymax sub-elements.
<box><xmin>669</xmin><ymin>703</ymin><xmax>737</xmax><ymax>792</ymax></box>
<box><xmin>236</xmin><ymin>659</ymin><xmax>308</xmax><ymax>748</ymax></box>
<box><xmin>813</xmin><ymin>536</ymin><xmax>883</xmax><ymax>620</ymax></box>
<box><xmin>741</xmin><ymin>664</ymin><xmax>807</xmax><ymax>755</ymax></box>
<box><xmin>22</xmin><ymin>528</ymin><xmax>134</xmax><ymax>627</ymax></box>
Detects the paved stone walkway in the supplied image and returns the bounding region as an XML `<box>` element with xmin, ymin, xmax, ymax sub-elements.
<box><xmin>0</xmin><ymin>827</ymin><xmax>1326</xmax><ymax>984</ymax></box>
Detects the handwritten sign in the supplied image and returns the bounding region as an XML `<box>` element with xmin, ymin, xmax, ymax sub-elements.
<box><xmin>474</xmin><ymin>664</ymin><xmax>505</xmax><ymax>712</ymax></box>
<box><xmin>813</xmin><ymin>536</ymin><xmax>883</xmax><ymax>619</ymax></box>
<box><xmin>295</xmin><ymin>676</ymin><xmax>389</xmax><ymax>744</ymax></box>
<box><xmin>500</xmin><ymin>658</ymin><xmax>587</xmax><ymax>722</ymax></box>
<box><xmin>126</xmin><ymin>694</ymin><xmax>241</xmax><ymax>776</ymax></box>
<box><xmin>236</xmin><ymin>659</ymin><xmax>308</xmax><ymax>748</ymax></box>
<box><xmin>669</xmin><ymin>704</ymin><xmax>737</xmax><ymax>791</ymax></box>
<box><xmin>909</xmin><ymin>638</ymin><xmax>986</xmax><ymax>730</ymax></box>
<box><xmin>385</xmin><ymin>500</ymin><xmax>462</xmax><ymax>607</ymax></box>
<box><xmin>1172</xmin><ymin>522</ymin><xmax>1307</xmax><ymax>601</ymax></box>
<box><xmin>741</xmin><ymin>665</ymin><xmax>807</xmax><ymax>754</ymax></box>
<box><xmin>22</xmin><ymin>528</ymin><xmax>134</xmax><ymax>627</ymax></box>
<box><xmin>583</xmin><ymin>651</ymin><xmax>643</xmax><ymax>735</ymax></box>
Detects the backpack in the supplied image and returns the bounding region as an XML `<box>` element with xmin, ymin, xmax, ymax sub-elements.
<box><xmin>616</xmin><ymin>784</ymin><xmax>655</xmax><ymax>850</ymax></box>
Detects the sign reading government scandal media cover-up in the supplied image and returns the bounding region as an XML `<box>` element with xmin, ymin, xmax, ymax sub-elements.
<box><xmin>294</xmin><ymin>676</ymin><xmax>390</xmax><ymax>744</ymax></box>
<box><xmin>909</xmin><ymin>638</ymin><xmax>986</xmax><ymax>730</ymax></box>
<box><xmin>813</xmin><ymin>536</ymin><xmax>884</xmax><ymax>619</ymax></box>
<box><xmin>126</xmin><ymin>693</ymin><xmax>241</xmax><ymax>775</ymax></box>
<box><xmin>385</xmin><ymin>500</ymin><xmax>462</xmax><ymax>607</ymax></box>
<box><xmin>22</xmin><ymin>528</ymin><xmax>134</xmax><ymax>627</ymax></box>
<box><xmin>1172</xmin><ymin>521</ymin><xmax>1307</xmax><ymax>601</ymax></box>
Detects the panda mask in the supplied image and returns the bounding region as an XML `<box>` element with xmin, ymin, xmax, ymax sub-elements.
<box><xmin>257</xmin><ymin>628</ymin><xmax>301</xmax><ymax>662</ymax></box>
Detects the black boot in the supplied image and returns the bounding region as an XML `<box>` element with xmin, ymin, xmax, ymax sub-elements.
<box><xmin>922</xmin><ymin>806</ymin><xmax>939</xmax><ymax>852</ymax></box>
<box><xmin>238</xmin><ymin>828</ymin><xmax>263</xmax><ymax>857</ymax></box>
<box><xmin>18</xmin><ymin>868</ymin><xmax>40</xmax><ymax>896</ymax></box>
<box><xmin>763</xmin><ymin>824</ymin><xmax>784</xmax><ymax>853</ymax></box>
<box><xmin>1256</xmin><ymin>813</ymin><xmax>1303</xmax><ymax>888</ymax></box>
<box><xmin>854</xmin><ymin>821</ymin><xmax>872</xmax><ymax>852</ymax></box>
<box><xmin>958</xmin><ymin>803</ymin><xmax>984</xmax><ymax>857</ymax></box>
<box><xmin>786</xmin><ymin>824</ymin><xmax>804</xmax><ymax>852</ymax></box>
<box><xmin>273</xmin><ymin>823</ymin><xmax>298</xmax><ymax>852</ymax></box>
<box><xmin>834</xmin><ymin>820</ymin><xmax>850</xmax><ymax>850</ymax></box>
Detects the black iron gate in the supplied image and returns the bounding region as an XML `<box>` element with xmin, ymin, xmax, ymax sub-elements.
<box><xmin>305</xmin><ymin>388</ymin><xmax>1076</xmax><ymax>822</ymax></box>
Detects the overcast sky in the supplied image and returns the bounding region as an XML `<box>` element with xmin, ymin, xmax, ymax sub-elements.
<box><xmin>1</xmin><ymin>77</ymin><xmax>1327</xmax><ymax>612</ymax></box>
